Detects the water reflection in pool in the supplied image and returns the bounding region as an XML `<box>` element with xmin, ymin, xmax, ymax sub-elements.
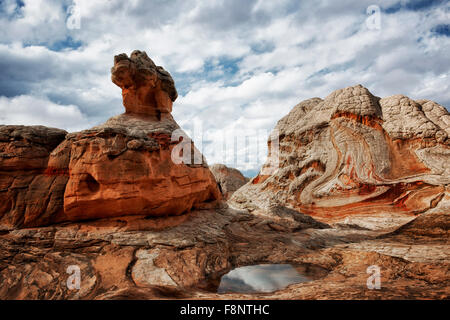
<box><xmin>217</xmin><ymin>264</ymin><xmax>313</xmax><ymax>294</ymax></box>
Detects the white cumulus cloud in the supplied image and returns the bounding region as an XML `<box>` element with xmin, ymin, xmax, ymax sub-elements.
<box><xmin>0</xmin><ymin>95</ymin><xmax>90</xmax><ymax>132</ymax></box>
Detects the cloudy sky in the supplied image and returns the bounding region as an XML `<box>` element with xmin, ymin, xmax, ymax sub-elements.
<box><xmin>0</xmin><ymin>0</ymin><xmax>449</xmax><ymax>176</ymax></box>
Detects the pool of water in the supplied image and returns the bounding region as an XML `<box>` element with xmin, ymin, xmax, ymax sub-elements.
<box><xmin>217</xmin><ymin>264</ymin><xmax>318</xmax><ymax>294</ymax></box>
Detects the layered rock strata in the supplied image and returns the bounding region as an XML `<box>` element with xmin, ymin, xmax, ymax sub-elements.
<box><xmin>0</xmin><ymin>126</ymin><xmax>68</xmax><ymax>229</ymax></box>
<box><xmin>231</xmin><ymin>85</ymin><xmax>450</xmax><ymax>222</ymax></box>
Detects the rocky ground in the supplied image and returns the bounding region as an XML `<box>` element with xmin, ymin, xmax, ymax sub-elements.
<box><xmin>0</xmin><ymin>194</ymin><xmax>448</xmax><ymax>299</ymax></box>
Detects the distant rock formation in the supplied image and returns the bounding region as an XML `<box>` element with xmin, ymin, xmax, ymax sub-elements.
<box><xmin>231</xmin><ymin>85</ymin><xmax>450</xmax><ymax>222</ymax></box>
<box><xmin>209</xmin><ymin>164</ymin><xmax>249</xmax><ymax>199</ymax></box>
<box><xmin>0</xmin><ymin>50</ymin><xmax>221</xmax><ymax>229</ymax></box>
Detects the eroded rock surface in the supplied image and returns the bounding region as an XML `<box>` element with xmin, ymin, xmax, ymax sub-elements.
<box><xmin>0</xmin><ymin>205</ymin><xmax>327</xmax><ymax>299</ymax></box>
<box><xmin>0</xmin><ymin>200</ymin><xmax>447</xmax><ymax>300</ymax></box>
<box><xmin>231</xmin><ymin>85</ymin><xmax>450</xmax><ymax>223</ymax></box>
<box><xmin>0</xmin><ymin>126</ymin><xmax>68</xmax><ymax>229</ymax></box>
<box><xmin>56</xmin><ymin>113</ymin><xmax>220</xmax><ymax>222</ymax></box>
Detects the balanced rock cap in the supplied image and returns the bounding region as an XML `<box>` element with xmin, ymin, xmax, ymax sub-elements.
<box><xmin>111</xmin><ymin>50</ymin><xmax>178</xmax><ymax>116</ymax></box>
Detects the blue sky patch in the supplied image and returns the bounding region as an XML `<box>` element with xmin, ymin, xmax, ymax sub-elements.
<box><xmin>431</xmin><ymin>24</ymin><xmax>450</xmax><ymax>37</ymax></box>
<box><xmin>47</xmin><ymin>36</ymin><xmax>83</xmax><ymax>51</ymax></box>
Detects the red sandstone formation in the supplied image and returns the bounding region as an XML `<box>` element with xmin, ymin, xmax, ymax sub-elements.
<box><xmin>0</xmin><ymin>51</ymin><xmax>220</xmax><ymax>229</ymax></box>
<box><xmin>57</xmin><ymin>114</ymin><xmax>220</xmax><ymax>223</ymax></box>
<box><xmin>231</xmin><ymin>85</ymin><xmax>450</xmax><ymax>223</ymax></box>
<box><xmin>0</xmin><ymin>126</ymin><xmax>68</xmax><ymax>229</ymax></box>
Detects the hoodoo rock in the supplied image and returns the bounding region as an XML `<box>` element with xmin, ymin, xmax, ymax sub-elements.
<box><xmin>0</xmin><ymin>51</ymin><xmax>220</xmax><ymax>229</ymax></box>
<box><xmin>231</xmin><ymin>85</ymin><xmax>450</xmax><ymax>223</ymax></box>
